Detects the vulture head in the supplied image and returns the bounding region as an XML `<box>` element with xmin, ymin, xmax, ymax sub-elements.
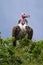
<box><xmin>18</xmin><ymin>13</ymin><xmax>30</xmax><ymax>30</ymax></box>
<box><xmin>18</xmin><ymin>13</ymin><xmax>30</xmax><ymax>25</ymax></box>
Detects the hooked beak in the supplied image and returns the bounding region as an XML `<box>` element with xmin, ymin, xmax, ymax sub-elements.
<box><xmin>23</xmin><ymin>15</ymin><xmax>30</xmax><ymax>18</ymax></box>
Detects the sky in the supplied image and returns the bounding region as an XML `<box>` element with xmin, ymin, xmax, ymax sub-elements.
<box><xmin>0</xmin><ymin>0</ymin><xmax>43</xmax><ymax>41</ymax></box>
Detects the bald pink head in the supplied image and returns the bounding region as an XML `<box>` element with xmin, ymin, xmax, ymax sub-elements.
<box><xmin>20</xmin><ymin>13</ymin><xmax>30</xmax><ymax>25</ymax></box>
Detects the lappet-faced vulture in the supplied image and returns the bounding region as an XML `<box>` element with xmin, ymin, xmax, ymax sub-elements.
<box><xmin>12</xmin><ymin>13</ymin><xmax>33</xmax><ymax>46</ymax></box>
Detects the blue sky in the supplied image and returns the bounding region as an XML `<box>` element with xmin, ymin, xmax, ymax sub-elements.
<box><xmin>0</xmin><ymin>0</ymin><xmax>43</xmax><ymax>41</ymax></box>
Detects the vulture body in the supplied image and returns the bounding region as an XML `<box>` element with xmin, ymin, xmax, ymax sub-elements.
<box><xmin>12</xmin><ymin>13</ymin><xmax>33</xmax><ymax>46</ymax></box>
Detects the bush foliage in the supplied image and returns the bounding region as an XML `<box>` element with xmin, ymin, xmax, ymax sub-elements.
<box><xmin>0</xmin><ymin>37</ymin><xmax>43</xmax><ymax>65</ymax></box>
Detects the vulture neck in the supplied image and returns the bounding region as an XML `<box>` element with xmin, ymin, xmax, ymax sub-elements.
<box><xmin>18</xmin><ymin>22</ymin><xmax>28</xmax><ymax>31</ymax></box>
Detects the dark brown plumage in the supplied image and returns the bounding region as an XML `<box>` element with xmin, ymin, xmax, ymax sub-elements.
<box><xmin>12</xmin><ymin>26</ymin><xmax>33</xmax><ymax>46</ymax></box>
